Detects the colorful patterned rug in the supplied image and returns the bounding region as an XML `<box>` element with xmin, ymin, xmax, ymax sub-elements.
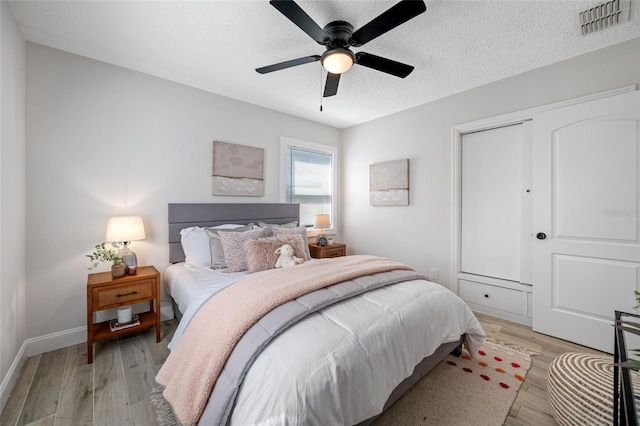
<box><xmin>373</xmin><ymin>338</ymin><xmax>533</xmax><ymax>425</ymax></box>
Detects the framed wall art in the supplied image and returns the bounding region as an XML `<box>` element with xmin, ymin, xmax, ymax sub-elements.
<box><xmin>212</xmin><ymin>141</ymin><xmax>264</xmax><ymax>196</ymax></box>
<box><xmin>369</xmin><ymin>159</ymin><xmax>409</xmax><ymax>206</ymax></box>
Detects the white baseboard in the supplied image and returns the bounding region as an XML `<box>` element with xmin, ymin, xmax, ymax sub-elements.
<box><xmin>25</xmin><ymin>326</ymin><xmax>87</xmax><ymax>357</ymax></box>
<box><xmin>0</xmin><ymin>340</ymin><xmax>27</xmax><ymax>415</ymax></box>
<box><xmin>0</xmin><ymin>326</ymin><xmax>81</xmax><ymax>412</ymax></box>
<box><xmin>25</xmin><ymin>303</ymin><xmax>175</xmax><ymax>357</ymax></box>
<box><xmin>1</xmin><ymin>302</ymin><xmax>175</xmax><ymax>413</ymax></box>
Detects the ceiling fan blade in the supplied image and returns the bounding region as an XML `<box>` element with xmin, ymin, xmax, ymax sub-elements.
<box><xmin>270</xmin><ymin>0</ymin><xmax>331</xmax><ymax>45</ymax></box>
<box><xmin>256</xmin><ymin>55</ymin><xmax>321</xmax><ymax>74</ymax></box>
<box><xmin>323</xmin><ymin>72</ymin><xmax>340</xmax><ymax>97</ymax></box>
<box><xmin>350</xmin><ymin>0</ymin><xmax>426</xmax><ymax>47</ymax></box>
<box><xmin>355</xmin><ymin>52</ymin><xmax>414</xmax><ymax>78</ymax></box>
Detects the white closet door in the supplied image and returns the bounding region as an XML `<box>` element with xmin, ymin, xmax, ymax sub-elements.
<box><xmin>461</xmin><ymin>124</ymin><xmax>524</xmax><ymax>282</ymax></box>
<box><xmin>532</xmin><ymin>90</ymin><xmax>640</xmax><ymax>353</ymax></box>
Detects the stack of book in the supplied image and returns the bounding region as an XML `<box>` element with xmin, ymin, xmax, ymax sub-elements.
<box><xmin>109</xmin><ymin>314</ymin><xmax>140</xmax><ymax>332</ymax></box>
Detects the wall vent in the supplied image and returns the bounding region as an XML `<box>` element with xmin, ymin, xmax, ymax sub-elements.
<box><xmin>577</xmin><ymin>0</ymin><xmax>630</xmax><ymax>35</ymax></box>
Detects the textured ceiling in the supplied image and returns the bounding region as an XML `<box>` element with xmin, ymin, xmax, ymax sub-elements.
<box><xmin>8</xmin><ymin>0</ymin><xmax>640</xmax><ymax>129</ymax></box>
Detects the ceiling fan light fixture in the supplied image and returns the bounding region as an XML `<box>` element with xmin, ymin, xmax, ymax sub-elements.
<box><xmin>321</xmin><ymin>48</ymin><xmax>355</xmax><ymax>74</ymax></box>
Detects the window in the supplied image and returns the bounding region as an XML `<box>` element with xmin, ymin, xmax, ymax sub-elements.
<box><xmin>280</xmin><ymin>137</ymin><xmax>337</xmax><ymax>233</ymax></box>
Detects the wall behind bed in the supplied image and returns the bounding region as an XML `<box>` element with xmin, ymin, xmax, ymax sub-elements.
<box><xmin>24</xmin><ymin>44</ymin><xmax>340</xmax><ymax>342</ymax></box>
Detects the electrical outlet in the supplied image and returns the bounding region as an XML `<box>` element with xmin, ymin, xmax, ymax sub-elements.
<box><xmin>430</xmin><ymin>268</ymin><xmax>438</xmax><ymax>280</ymax></box>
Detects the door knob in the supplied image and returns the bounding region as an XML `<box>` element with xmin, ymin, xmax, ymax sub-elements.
<box><xmin>536</xmin><ymin>232</ymin><xmax>547</xmax><ymax>240</ymax></box>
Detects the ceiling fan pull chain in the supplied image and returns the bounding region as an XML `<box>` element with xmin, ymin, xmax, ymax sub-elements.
<box><xmin>319</xmin><ymin>64</ymin><xmax>323</xmax><ymax>112</ymax></box>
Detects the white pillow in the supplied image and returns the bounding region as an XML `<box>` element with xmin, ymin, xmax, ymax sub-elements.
<box><xmin>180</xmin><ymin>224</ymin><xmax>246</xmax><ymax>267</ymax></box>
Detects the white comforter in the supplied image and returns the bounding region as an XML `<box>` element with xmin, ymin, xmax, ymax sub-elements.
<box><xmin>167</xmin><ymin>265</ymin><xmax>485</xmax><ymax>425</ymax></box>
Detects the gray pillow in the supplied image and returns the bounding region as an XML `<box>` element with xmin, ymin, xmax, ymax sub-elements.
<box><xmin>204</xmin><ymin>224</ymin><xmax>253</xmax><ymax>269</ymax></box>
<box><xmin>272</xmin><ymin>226</ymin><xmax>311</xmax><ymax>260</ymax></box>
<box><xmin>257</xmin><ymin>221</ymin><xmax>298</xmax><ymax>237</ymax></box>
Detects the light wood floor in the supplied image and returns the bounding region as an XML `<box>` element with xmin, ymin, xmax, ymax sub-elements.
<box><xmin>475</xmin><ymin>312</ymin><xmax>601</xmax><ymax>426</ymax></box>
<box><xmin>1</xmin><ymin>313</ymin><xmax>600</xmax><ymax>426</ymax></box>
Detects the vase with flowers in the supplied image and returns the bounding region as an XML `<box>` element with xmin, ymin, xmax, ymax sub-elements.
<box><xmin>87</xmin><ymin>242</ymin><xmax>126</xmax><ymax>278</ymax></box>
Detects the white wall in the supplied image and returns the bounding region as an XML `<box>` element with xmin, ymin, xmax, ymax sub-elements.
<box><xmin>25</xmin><ymin>43</ymin><xmax>340</xmax><ymax>339</ymax></box>
<box><xmin>341</xmin><ymin>38</ymin><xmax>640</xmax><ymax>286</ymax></box>
<box><xmin>0</xmin><ymin>0</ymin><xmax>27</xmax><ymax>395</ymax></box>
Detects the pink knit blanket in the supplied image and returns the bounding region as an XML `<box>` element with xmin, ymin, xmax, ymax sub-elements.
<box><xmin>156</xmin><ymin>255</ymin><xmax>413</xmax><ymax>426</ymax></box>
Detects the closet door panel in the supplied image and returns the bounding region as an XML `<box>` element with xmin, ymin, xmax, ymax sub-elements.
<box><xmin>461</xmin><ymin>124</ymin><xmax>524</xmax><ymax>282</ymax></box>
<box><xmin>531</xmin><ymin>90</ymin><xmax>640</xmax><ymax>353</ymax></box>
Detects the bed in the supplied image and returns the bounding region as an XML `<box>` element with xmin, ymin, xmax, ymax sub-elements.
<box><xmin>155</xmin><ymin>203</ymin><xmax>485</xmax><ymax>426</ymax></box>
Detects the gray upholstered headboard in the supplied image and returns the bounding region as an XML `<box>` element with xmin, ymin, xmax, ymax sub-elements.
<box><xmin>168</xmin><ymin>203</ymin><xmax>300</xmax><ymax>263</ymax></box>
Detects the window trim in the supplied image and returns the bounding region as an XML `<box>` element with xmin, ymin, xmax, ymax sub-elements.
<box><xmin>280</xmin><ymin>136</ymin><xmax>338</xmax><ymax>237</ymax></box>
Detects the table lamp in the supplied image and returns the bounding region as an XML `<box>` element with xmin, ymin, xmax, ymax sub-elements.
<box><xmin>314</xmin><ymin>214</ymin><xmax>330</xmax><ymax>245</ymax></box>
<box><xmin>106</xmin><ymin>216</ymin><xmax>146</xmax><ymax>274</ymax></box>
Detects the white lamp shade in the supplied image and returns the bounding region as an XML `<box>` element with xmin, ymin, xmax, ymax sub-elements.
<box><xmin>105</xmin><ymin>216</ymin><xmax>146</xmax><ymax>242</ymax></box>
<box><xmin>314</xmin><ymin>214</ymin><xmax>331</xmax><ymax>229</ymax></box>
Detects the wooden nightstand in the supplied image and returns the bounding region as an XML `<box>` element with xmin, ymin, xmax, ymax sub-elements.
<box><xmin>309</xmin><ymin>242</ymin><xmax>346</xmax><ymax>259</ymax></box>
<box><xmin>86</xmin><ymin>265</ymin><xmax>161</xmax><ymax>363</ymax></box>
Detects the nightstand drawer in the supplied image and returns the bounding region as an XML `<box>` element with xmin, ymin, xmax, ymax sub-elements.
<box><xmin>94</xmin><ymin>279</ymin><xmax>154</xmax><ymax>310</ymax></box>
<box><xmin>323</xmin><ymin>247</ymin><xmax>345</xmax><ymax>257</ymax></box>
<box><xmin>309</xmin><ymin>242</ymin><xmax>346</xmax><ymax>259</ymax></box>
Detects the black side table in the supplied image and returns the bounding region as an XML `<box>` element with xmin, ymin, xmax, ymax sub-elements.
<box><xmin>614</xmin><ymin>310</ymin><xmax>639</xmax><ymax>425</ymax></box>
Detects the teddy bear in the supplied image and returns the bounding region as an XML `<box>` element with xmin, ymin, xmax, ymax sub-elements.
<box><xmin>274</xmin><ymin>244</ymin><xmax>305</xmax><ymax>268</ymax></box>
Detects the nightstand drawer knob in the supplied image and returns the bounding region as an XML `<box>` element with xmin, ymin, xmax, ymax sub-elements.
<box><xmin>116</xmin><ymin>290</ymin><xmax>138</xmax><ymax>298</ymax></box>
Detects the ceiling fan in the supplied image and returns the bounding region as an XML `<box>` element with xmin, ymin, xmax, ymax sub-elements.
<box><xmin>256</xmin><ymin>0</ymin><xmax>427</xmax><ymax>98</ymax></box>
